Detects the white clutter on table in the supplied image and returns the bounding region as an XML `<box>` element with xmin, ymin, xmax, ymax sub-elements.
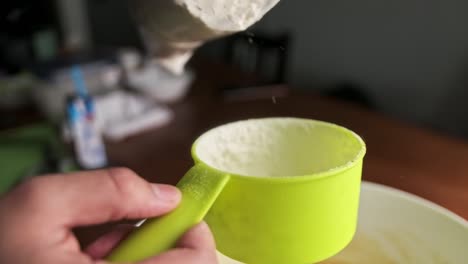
<box><xmin>32</xmin><ymin>62</ymin><xmax>122</xmax><ymax>121</ymax></box>
<box><xmin>33</xmin><ymin>49</ymin><xmax>195</xmax><ymax>122</ymax></box>
<box><xmin>93</xmin><ymin>90</ymin><xmax>173</xmax><ymax>141</ymax></box>
<box><xmin>33</xmin><ymin>49</ymin><xmax>197</xmax><ymax>142</ymax></box>
<box><xmin>127</xmin><ymin>61</ymin><xmax>194</xmax><ymax>103</ymax></box>
<box><xmin>119</xmin><ymin>49</ymin><xmax>194</xmax><ymax>103</ymax></box>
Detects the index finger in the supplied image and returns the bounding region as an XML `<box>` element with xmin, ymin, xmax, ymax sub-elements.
<box><xmin>5</xmin><ymin>168</ymin><xmax>181</xmax><ymax>227</ymax></box>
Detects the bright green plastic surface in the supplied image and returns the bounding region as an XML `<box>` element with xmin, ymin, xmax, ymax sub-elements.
<box><xmin>107</xmin><ymin>118</ymin><xmax>366</xmax><ymax>264</ymax></box>
<box><xmin>206</xmin><ymin>161</ymin><xmax>363</xmax><ymax>263</ymax></box>
<box><xmin>106</xmin><ymin>164</ymin><xmax>230</xmax><ymax>262</ymax></box>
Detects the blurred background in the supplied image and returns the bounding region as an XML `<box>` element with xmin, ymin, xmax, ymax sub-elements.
<box><xmin>1</xmin><ymin>0</ymin><xmax>468</xmax><ymax>216</ymax></box>
<box><xmin>204</xmin><ymin>0</ymin><xmax>468</xmax><ymax>137</ymax></box>
<box><xmin>0</xmin><ymin>0</ymin><xmax>468</xmax><ymax>248</ymax></box>
<box><xmin>3</xmin><ymin>0</ymin><xmax>468</xmax><ymax>134</ymax></box>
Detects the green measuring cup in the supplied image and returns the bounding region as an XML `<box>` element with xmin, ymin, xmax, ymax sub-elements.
<box><xmin>106</xmin><ymin>117</ymin><xmax>366</xmax><ymax>264</ymax></box>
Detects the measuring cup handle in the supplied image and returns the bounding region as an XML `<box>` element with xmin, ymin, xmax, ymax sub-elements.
<box><xmin>106</xmin><ymin>164</ymin><xmax>230</xmax><ymax>262</ymax></box>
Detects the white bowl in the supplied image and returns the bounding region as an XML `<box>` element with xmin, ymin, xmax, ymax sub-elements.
<box><xmin>218</xmin><ymin>182</ymin><xmax>468</xmax><ymax>263</ymax></box>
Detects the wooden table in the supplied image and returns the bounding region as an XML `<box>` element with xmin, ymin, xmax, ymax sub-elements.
<box><xmin>70</xmin><ymin>57</ymin><xmax>468</xmax><ymax>244</ymax></box>
<box><xmin>104</xmin><ymin>92</ymin><xmax>468</xmax><ymax>220</ymax></box>
<box><xmin>76</xmin><ymin>90</ymin><xmax>468</xmax><ymax>246</ymax></box>
<box><xmin>3</xmin><ymin>55</ymin><xmax>464</xmax><ymax>246</ymax></box>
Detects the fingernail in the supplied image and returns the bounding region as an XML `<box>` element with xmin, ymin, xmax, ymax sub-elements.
<box><xmin>151</xmin><ymin>184</ymin><xmax>181</xmax><ymax>204</ymax></box>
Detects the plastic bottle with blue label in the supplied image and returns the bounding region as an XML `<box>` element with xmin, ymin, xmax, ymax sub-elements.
<box><xmin>67</xmin><ymin>66</ymin><xmax>108</xmax><ymax>169</ymax></box>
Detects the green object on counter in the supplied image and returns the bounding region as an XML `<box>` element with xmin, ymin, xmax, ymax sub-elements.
<box><xmin>0</xmin><ymin>123</ymin><xmax>63</xmax><ymax>194</ymax></box>
<box><xmin>107</xmin><ymin>118</ymin><xmax>366</xmax><ymax>264</ymax></box>
<box><xmin>0</xmin><ymin>145</ymin><xmax>43</xmax><ymax>194</ymax></box>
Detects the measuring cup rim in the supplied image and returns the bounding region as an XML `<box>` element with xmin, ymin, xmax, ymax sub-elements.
<box><xmin>191</xmin><ymin>117</ymin><xmax>366</xmax><ymax>183</ymax></box>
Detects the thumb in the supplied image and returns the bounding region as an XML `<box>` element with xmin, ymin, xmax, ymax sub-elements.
<box><xmin>7</xmin><ymin>168</ymin><xmax>181</xmax><ymax>227</ymax></box>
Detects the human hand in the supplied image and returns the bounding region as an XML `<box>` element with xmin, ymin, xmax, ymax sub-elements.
<box><xmin>0</xmin><ymin>168</ymin><xmax>218</xmax><ymax>264</ymax></box>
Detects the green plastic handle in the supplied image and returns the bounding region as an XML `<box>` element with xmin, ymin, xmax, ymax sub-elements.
<box><xmin>106</xmin><ymin>164</ymin><xmax>230</xmax><ymax>262</ymax></box>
